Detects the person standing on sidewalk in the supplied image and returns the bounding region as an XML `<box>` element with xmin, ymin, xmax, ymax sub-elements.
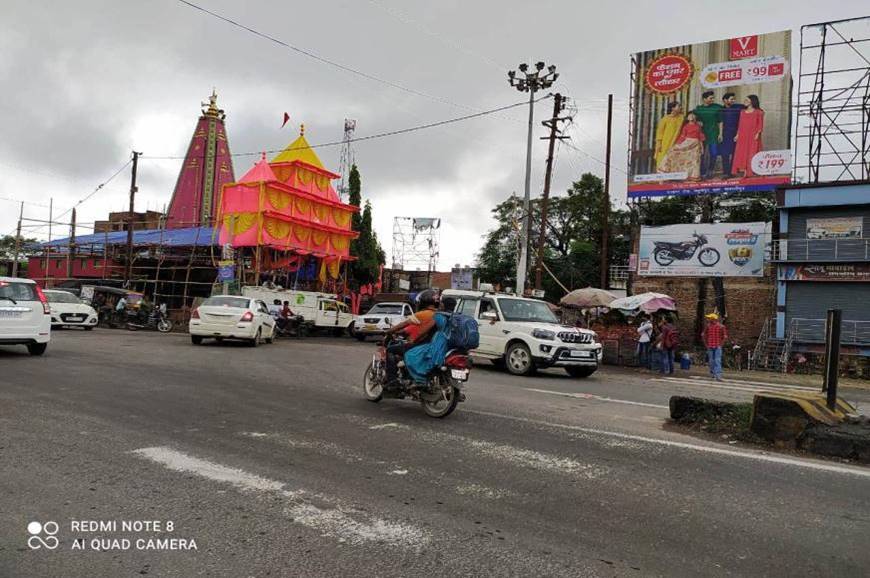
<box><xmin>702</xmin><ymin>313</ymin><xmax>729</xmax><ymax>381</ymax></box>
<box><xmin>636</xmin><ymin>315</ymin><xmax>653</xmax><ymax>369</ymax></box>
<box><xmin>657</xmin><ymin>316</ymin><xmax>678</xmax><ymax>375</ymax></box>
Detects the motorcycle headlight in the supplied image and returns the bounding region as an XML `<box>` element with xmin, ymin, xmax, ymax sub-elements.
<box><xmin>532</xmin><ymin>329</ymin><xmax>555</xmax><ymax>341</ymax></box>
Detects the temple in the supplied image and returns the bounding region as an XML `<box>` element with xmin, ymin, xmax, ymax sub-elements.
<box><xmin>217</xmin><ymin>126</ymin><xmax>359</xmax><ymax>281</ymax></box>
<box><xmin>165</xmin><ymin>91</ymin><xmax>236</xmax><ymax>228</ymax></box>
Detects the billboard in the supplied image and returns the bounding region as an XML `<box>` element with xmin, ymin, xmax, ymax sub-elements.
<box><xmin>780</xmin><ymin>264</ymin><xmax>870</xmax><ymax>282</ymax></box>
<box><xmin>629</xmin><ymin>31</ymin><xmax>792</xmax><ymax>198</ymax></box>
<box><xmin>638</xmin><ymin>222</ymin><xmax>769</xmax><ymax>277</ymax></box>
<box><xmin>451</xmin><ymin>267</ymin><xmax>474</xmax><ymax>290</ymax></box>
<box><xmin>806</xmin><ymin>217</ymin><xmax>863</xmax><ymax>240</ymax></box>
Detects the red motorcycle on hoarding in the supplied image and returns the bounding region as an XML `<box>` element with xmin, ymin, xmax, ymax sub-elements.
<box><xmin>362</xmin><ymin>336</ymin><xmax>472</xmax><ymax>418</ymax></box>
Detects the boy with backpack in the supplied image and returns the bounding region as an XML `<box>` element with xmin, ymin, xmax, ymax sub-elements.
<box><xmin>656</xmin><ymin>316</ymin><xmax>678</xmax><ymax>375</ymax></box>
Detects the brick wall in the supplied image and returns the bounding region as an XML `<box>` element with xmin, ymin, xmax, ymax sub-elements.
<box><xmin>631</xmin><ymin>270</ymin><xmax>776</xmax><ymax>348</ymax></box>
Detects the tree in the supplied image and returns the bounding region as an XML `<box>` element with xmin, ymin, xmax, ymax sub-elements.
<box><xmin>346</xmin><ymin>165</ymin><xmax>385</xmax><ymax>287</ymax></box>
<box><xmin>0</xmin><ymin>234</ymin><xmax>39</xmax><ymax>260</ymax></box>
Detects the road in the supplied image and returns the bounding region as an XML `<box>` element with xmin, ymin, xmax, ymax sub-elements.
<box><xmin>2</xmin><ymin>330</ymin><xmax>869</xmax><ymax>577</ymax></box>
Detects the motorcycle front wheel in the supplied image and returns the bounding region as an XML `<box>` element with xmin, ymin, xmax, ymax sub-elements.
<box><xmin>363</xmin><ymin>362</ymin><xmax>383</xmax><ymax>402</ymax></box>
<box><xmin>653</xmin><ymin>248</ymin><xmax>675</xmax><ymax>266</ymax></box>
<box><xmin>157</xmin><ymin>319</ymin><xmax>173</xmax><ymax>333</ymax></box>
<box><xmin>698</xmin><ymin>247</ymin><xmax>721</xmax><ymax>267</ymax></box>
<box><xmin>421</xmin><ymin>376</ymin><xmax>459</xmax><ymax>418</ymax></box>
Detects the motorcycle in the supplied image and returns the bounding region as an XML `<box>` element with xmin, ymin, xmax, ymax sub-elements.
<box><xmin>653</xmin><ymin>232</ymin><xmax>721</xmax><ymax>267</ymax></box>
<box><xmin>272</xmin><ymin>314</ymin><xmax>309</xmax><ymax>339</ymax></box>
<box><xmin>126</xmin><ymin>307</ymin><xmax>173</xmax><ymax>333</ymax></box>
<box><xmin>363</xmin><ymin>336</ymin><xmax>472</xmax><ymax>418</ymax></box>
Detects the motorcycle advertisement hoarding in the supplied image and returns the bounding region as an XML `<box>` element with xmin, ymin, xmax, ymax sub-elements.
<box><xmin>628</xmin><ymin>30</ymin><xmax>792</xmax><ymax>198</ymax></box>
<box><xmin>638</xmin><ymin>222</ymin><xmax>770</xmax><ymax>277</ymax></box>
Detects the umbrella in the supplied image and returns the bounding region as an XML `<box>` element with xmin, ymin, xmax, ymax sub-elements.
<box><xmin>560</xmin><ymin>287</ymin><xmax>618</xmax><ymax>308</ymax></box>
<box><xmin>609</xmin><ymin>292</ymin><xmax>676</xmax><ymax>314</ymax></box>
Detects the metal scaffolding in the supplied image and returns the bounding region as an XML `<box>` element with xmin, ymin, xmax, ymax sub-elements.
<box><xmin>391</xmin><ymin>217</ymin><xmax>440</xmax><ymax>274</ymax></box>
<box><xmin>795</xmin><ymin>16</ymin><xmax>870</xmax><ymax>184</ymax></box>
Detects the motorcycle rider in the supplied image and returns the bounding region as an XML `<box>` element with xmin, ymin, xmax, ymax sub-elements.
<box><xmin>383</xmin><ymin>289</ymin><xmax>441</xmax><ymax>387</ymax></box>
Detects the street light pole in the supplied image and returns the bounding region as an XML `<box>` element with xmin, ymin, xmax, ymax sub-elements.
<box><xmin>508</xmin><ymin>62</ymin><xmax>558</xmax><ymax>296</ymax></box>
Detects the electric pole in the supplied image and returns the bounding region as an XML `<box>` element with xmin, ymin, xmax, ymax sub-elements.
<box><xmin>125</xmin><ymin>151</ymin><xmax>141</xmax><ymax>286</ymax></box>
<box><xmin>534</xmin><ymin>93</ymin><xmax>571</xmax><ymax>290</ymax></box>
<box><xmin>508</xmin><ymin>61</ymin><xmax>558</xmax><ymax>295</ymax></box>
<box><xmin>11</xmin><ymin>202</ymin><xmax>23</xmax><ymax>277</ymax></box>
<box><xmin>600</xmin><ymin>94</ymin><xmax>613</xmax><ymax>290</ymax></box>
<box><xmin>66</xmin><ymin>208</ymin><xmax>77</xmax><ymax>281</ymax></box>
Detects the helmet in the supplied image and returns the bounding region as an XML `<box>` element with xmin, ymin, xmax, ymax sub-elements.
<box><xmin>416</xmin><ymin>289</ymin><xmax>440</xmax><ymax>309</ymax></box>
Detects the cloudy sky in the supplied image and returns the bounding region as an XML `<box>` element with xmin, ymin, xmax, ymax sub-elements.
<box><xmin>1</xmin><ymin>1</ymin><xmax>866</xmax><ymax>269</ymax></box>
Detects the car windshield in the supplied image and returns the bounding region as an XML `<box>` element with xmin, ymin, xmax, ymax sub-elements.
<box><xmin>0</xmin><ymin>281</ymin><xmax>37</xmax><ymax>301</ymax></box>
<box><xmin>498</xmin><ymin>298</ymin><xmax>559</xmax><ymax>323</ymax></box>
<box><xmin>203</xmin><ymin>296</ymin><xmax>250</xmax><ymax>309</ymax></box>
<box><xmin>367</xmin><ymin>304</ymin><xmax>404</xmax><ymax>315</ymax></box>
<box><xmin>46</xmin><ymin>291</ymin><xmax>81</xmax><ymax>304</ymax></box>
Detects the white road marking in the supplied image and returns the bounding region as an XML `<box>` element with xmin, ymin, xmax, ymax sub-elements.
<box><xmin>656</xmin><ymin>376</ymin><xmax>817</xmax><ymax>392</ymax></box>
<box><xmin>525</xmin><ymin>388</ymin><xmax>669</xmax><ymax>409</ymax></box>
<box><xmin>462</xmin><ymin>410</ymin><xmax>870</xmax><ymax>479</ymax></box>
<box><xmin>369</xmin><ymin>422</ymin><xmax>402</xmax><ymax>430</ymax></box>
<box><xmin>132</xmin><ymin>447</ymin><xmax>429</xmax><ymax>548</ymax></box>
<box><xmin>389</xmin><ymin>469</ymin><xmax>408</xmax><ymax>476</ymax></box>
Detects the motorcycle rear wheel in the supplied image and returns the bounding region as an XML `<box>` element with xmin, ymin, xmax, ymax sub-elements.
<box><xmin>157</xmin><ymin>319</ymin><xmax>173</xmax><ymax>333</ymax></box>
<box><xmin>421</xmin><ymin>376</ymin><xmax>459</xmax><ymax>418</ymax></box>
<box><xmin>363</xmin><ymin>362</ymin><xmax>383</xmax><ymax>402</ymax></box>
<box><xmin>653</xmin><ymin>248</ymin><xmax>675</xmax><ymax>266</ymax></box>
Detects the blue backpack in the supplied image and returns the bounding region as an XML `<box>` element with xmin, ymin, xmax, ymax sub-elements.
<box><xmin>445</xmin><ymin>312</ymin><xmax>480</xmax><ymax>350</ymax></box>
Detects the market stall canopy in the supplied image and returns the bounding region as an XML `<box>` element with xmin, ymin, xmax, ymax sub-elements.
<box><xmin>609</xmin><ymin>292</ymin><xmax>676</xmax><ymax>313</ymax></box>
<box><xmin>560</xmin><ymin>287</ymin><xmax>618</xmax><ymax>308</ymax></box>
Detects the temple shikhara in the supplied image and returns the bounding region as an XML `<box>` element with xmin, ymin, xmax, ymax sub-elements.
<box><xmin>218</xmin><ymin>125</ymin><xmax>359</xmax><ymax>282</ymax></box>
<box><xmin>166</xmin><ymin>91</ymin><xmax>236</xmax><ymax>228</ymax></box>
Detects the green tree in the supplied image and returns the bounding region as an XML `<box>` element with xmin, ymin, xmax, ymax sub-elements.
<box><xmin>0</xmin><ymin>234</ymin><xmax>39</xmax><ymax>260</ymax></box>
<box><xmin>346</xmin><ymin>165</ymin><xmax>385</xmax><ymax>287</ymax></box>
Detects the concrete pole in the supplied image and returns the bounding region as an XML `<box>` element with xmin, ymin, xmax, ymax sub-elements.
<box><xmin>516</xmin><ymin>87</ymin><xmax>535</xmax><ymax>295</ymax></box>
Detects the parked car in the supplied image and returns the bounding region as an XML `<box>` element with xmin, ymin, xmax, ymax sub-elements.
<box><xmin>353</xmin><ymin>302</ymin><xmax>414</xmax><ymax>341</ymax></box>
<box><xmin>44</xmin><ymin>289</ymin><xmax>98</xmax><ymax>330</ymax></box>
<box><xmin>0</xmin><ymin>276</ymin><xmax>51</xmax><ymax>356</ymax></box>
<box><xmin>189</xmin><ymin>295</ymin><xmax>276</xmax><ymax>346</ymax></box>
<box><xmin>444</xmin><ymin>289</ymin><xmax>603</xmax><ymax>378</ymax></box>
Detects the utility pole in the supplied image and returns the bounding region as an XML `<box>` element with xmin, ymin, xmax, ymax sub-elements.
<box><xmin>46</xmin><ymin>197</ymin><xmax>53</xmax><ymax>287</ymax></box>
<box><xmin>66</xmin><ymin>208</ymin><xmax>77</xmax><ymax>281</ymax></box>
<box><xmin>508</xmin><ymin>61</ymin><xmax>558</xmax><ymax>295</ymax></box>
<box><xmin>125</xmin><ymin>151</ymin><xmax>141</xmax><ymax>286</ymax></box>
<box><xmin>599</xmin><ymin>94</ymin><xmax>613</xmax><ymax>290</ymax></box>
<box><xmin>11</xmin><ymin>202</ymin><xmax>23</xmax><ymax>277</ymax></box>
<box><xmin>534</xmin><ymin>93</ymin><xmax>571</xmax><ymax>290</ymax></box>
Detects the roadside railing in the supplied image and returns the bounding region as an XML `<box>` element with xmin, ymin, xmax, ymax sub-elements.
<box><xmin>789</xmin><ymin>318</ymin><xmax>870</xmax><ymax>344</ymax></box>
<box><xmin>771</xmin><ymin>237</ymin><xmax>870</xmax><ymax>262</ymax></box>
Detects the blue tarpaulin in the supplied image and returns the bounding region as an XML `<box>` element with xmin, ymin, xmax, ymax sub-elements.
<box><xmin>42</xmin><ymin>226</ymin><xmax>218</xmax><ymax>250</ymax></box>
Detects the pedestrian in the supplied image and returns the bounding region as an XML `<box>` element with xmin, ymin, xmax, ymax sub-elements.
<box><xmin>702</xmin><ymin>312</ymin><xmax>728</xmax><ymax>381</ymax></box>
<box><xmin>636</xmin><ymin>314</ymin><xmax>653</xmax><ymax>369</ymax></box>
<box><xmin>656</xmin><ymin>316</ymin><xmax>678</xmax><ymax>375</ymax></box>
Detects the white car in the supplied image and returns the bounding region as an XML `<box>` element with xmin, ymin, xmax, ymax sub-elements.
<box><xmin>446</xmin><ymin>290</ymin><xmax>603</xmax><ymax>378</ymax></box>
<box><xmin>189</xmin><ymin>295</ymin><xmax>276</xmax><ymax>346</ymax></box>
<box><xmin>44</xmin><ymin>289</ymin><xmax>98</xmax><ymax>330</ymax></box>
<box><xmin>0</xmin><ymin>277</ymin><xmax>51</xmax><ymax>356</ymax></box>
<box><xmin>353</xmin><ymin>302</ymin><xmax>413</xmax><ymax>341</ymax></box>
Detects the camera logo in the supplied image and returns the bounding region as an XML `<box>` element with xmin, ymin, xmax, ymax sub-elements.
<box><xmin>27</xmin><ymin>521</ymin><xmax>59</xmax><ymax>550</ymax></box>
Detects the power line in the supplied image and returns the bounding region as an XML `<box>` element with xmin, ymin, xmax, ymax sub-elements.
<box><xmin>176</xmin><ymin>0</ymin><xmax>483</xmax><ymax>113</ymax></box>
<box><xmin>142</xmin><ymin>96</ymin><xmax>551</xmax><ymax>161</ymax></box>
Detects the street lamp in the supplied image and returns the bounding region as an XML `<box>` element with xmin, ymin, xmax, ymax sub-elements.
<box><xmin>508</xmin><ymin>61</ymin><xmax>558</xmax><ymax>295</ymax></box>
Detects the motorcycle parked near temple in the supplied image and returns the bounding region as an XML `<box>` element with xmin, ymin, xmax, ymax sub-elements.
<box><xmin>653</xmin><ymin>232</ymin><xmax>721</xmax><ymax>267</ymax></box>
<box><xmin>126</xmin><ymin>305</ymin><xmax>173</xmax><ymax>333</ymax></box>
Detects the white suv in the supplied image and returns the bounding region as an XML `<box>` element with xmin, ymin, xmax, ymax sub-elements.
<box><xmin>353</xmin><ymin>302</ymin><xmax>413</xmax><ymax>341</ymax></box>
<box><xmin>446</xmin><ymin>290</ymin><xmax>602</xmax><ymax>378</ymax></box>
<box><xmin>0</xmin><ymin>277</ymin><xmax>51</xmax><ymax>356</ymax></box>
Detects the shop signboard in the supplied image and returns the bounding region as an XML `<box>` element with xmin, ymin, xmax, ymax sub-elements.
<box><xmin>638</xmin><ymin>222</ymin><xmax>769</xmax><ymax>277</ymax></box>
<box><xmin>806</xmin><ymin>217</ymin><xmax>863</xmax><ymax>240</ymax></box>
<box><xmin>780</xmin><ymin>263</ymin><xmax>870</xmax><ymax>282</ymax></box>
<box><xmin>629</xmin><ymin>30</ymin><xmax>792</xmax><ymax>198</ymax></box>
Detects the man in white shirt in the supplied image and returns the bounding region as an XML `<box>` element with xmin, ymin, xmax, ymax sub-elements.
<box><xmin>637</xmin><ymin>314</ymin><xmax>653</xmax><ymax>369</ymax></box>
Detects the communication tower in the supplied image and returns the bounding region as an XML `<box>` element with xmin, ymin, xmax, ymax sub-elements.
<box><xmin>337</xmin><ymin>119</ymin><xmax>356</xmax><ymax>201</ymax></box>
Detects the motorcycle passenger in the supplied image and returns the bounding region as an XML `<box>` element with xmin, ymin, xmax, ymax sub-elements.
<box><xmin>404</xmin><ymin>306</ymin><xmax>452</xmax><ymax>385</ymax></box>
<box><xmin>383</xmin><ymin>289</ymin><xmax>440</xmax><ymax>387</ymax></box>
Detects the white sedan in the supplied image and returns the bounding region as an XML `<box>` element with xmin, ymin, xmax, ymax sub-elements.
<box><xmin>44</xmin><ymin>289</ymin><xmax>98</xmax><ymax>330</ymax></box>
<box><xmin>189</xmin><ymin>295</ymin><xmax>275</xmax><ymax>346</ymax></box>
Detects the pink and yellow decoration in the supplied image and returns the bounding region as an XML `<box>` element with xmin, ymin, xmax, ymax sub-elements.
<box><xmin>217</xmin><ymin>127</ymin><xmax>359</xmax><ymax>278</ymax></box>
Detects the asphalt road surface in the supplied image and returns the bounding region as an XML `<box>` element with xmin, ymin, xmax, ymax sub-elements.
<box><xmin>2</xmin><ymin>330</ymin><xmax>869</xmax><ymax>577</ymax></box>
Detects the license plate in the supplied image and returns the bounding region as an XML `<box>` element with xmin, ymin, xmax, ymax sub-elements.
<box><xmin>569</xmin><ymin>350</ymin><xmax>590</xmax><ymax>358</ymax></box>
<box><xmin>450</xmin><ymin>369</ymin><xmax>469</xmax><ymax>381</ymax></box>
<box><xmin>365</xmin><ymin>324</ymin><xmax>378</xmax><ymax>330</ymax></box>
<box><xmin>68</xmin><ymin>316</ymin><xmax>84</xmax><ymax>321</ymax></box>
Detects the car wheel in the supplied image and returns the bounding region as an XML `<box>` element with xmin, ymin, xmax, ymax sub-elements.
<box><xmin>191</xmin><ymin>335</ymin><xmax>203</xmax><ymax>345</ymax></box>
<box><xmin>355</xmin><ymin>332</ymin><xmax>367</xmax><ymax>342</ymax></box>
<box><xmin>505</xmin><ymin>342</ymin><xmax>535</xmax><ymax>376</ymax></box>
<box><xmin>250</xmin><ymin>328</ymin><xmax>262</xmax><ymax>347</ymax></box>
<box><xmin>84</xmin><ymin>326</ymin><xmax>94</xmax><ymax>331</ymax></box>
<box><xmin>565</xmin><ymin>366</ymin><xmax>597</xmax><ymax>378</ymax></box>
<box><xmin>27</xmin><ymin>342</ymin><xmax>48</xmax><ymax>356</ymax></box>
